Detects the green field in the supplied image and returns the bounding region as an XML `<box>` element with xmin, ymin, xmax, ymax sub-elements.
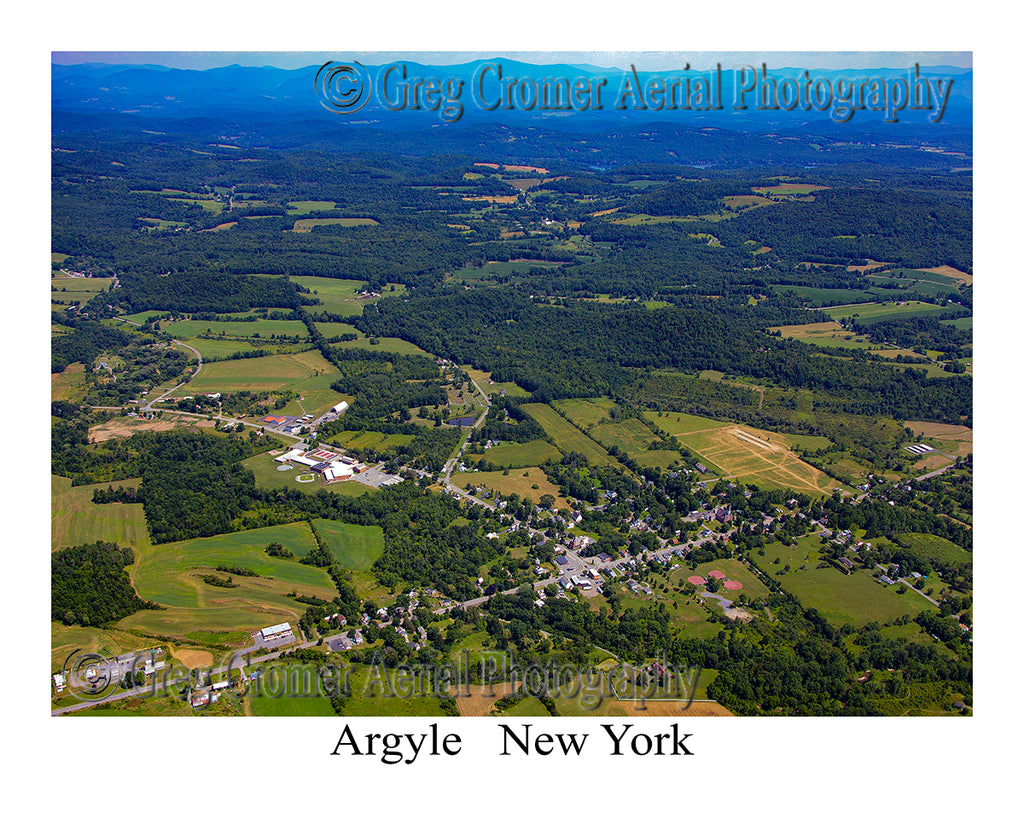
<box><xmin>185</xmin><ymin>350</ymin><xmax>341</xmax><ymax>413</ymax></box>
<box><xmin>184</xmin><ymin>337</ymin><xmax>260</xmax><ymax>359</ymax></box>
<box><xmin>644</xmin><ymin>411</ymin><xmax>731</xmax><ymax>436</ymax></box>
<box><xmin>286</xmin><ymin>200</ymin><xmax>338</xmax><ymax>214</ymax></box>
<box><xmin>331</xmin><ymin>335</ymin><xmax>431</xmax><ymax>357</ymax></box>
<box><xmin>130</xmin><ymin>522</ymin><xmax>336</xmax><ymax>608</ymax></box>
<box><xmin>553</xmin><ymin>397</ymin><xmax>615</xmax><ymax>428</ymax></box>
<box><xmin>521</xmin><ymin>404</ymin><xmax>618</xmax><ymax>468</ymax></box>
<box><xmin>290</xmin><ymin>217</ymin><xmax>379</xmax><ymax>232</ymax></box>
<box><xmin>311</xmin><ymin>519</ymin><xmax>384</xmax><ymax>571</ymax></box>
<box><xmin>479</xmin><ymin>440</ymin><xmax>561</xmax><ymax>467</ymax></box>
<box><xmin>327</xmin><ymin>429</ymin><xmax>417</xmax><ymax>452</ymax></box>
<box><xmin>163</xmin><ymin>315</ymin><xmax>310</xmax><ymax>340</ymax></box>
<box><xmin>284</xmin><ymin>276</ymin><xmax>366</xmax><ymax>315</ymax></box>
<box><xmin>823</xmin><ymin>301</ymin><xmax>964</xmax><ymax>325</ymax></box>
<box><xmin>750</xmin><ymin>535</ymin><xmax>933</xmax><ymax>627</ymax></box>
<box><xmin>591</xmin><ymin>418</ymin><xmax>665</xmax><ymax>458</ymax></box>
<box><xmin>116</xmin><ymin>520</ymin><xmax>384</xmax><ymax>641</ymax></box>
<box><xmin>52</xmin><ymin>476</ymin><xmax>151</xmax><ymax>552</ymax></box>
<box><xmin>51</xmin><ymin>274</ymin><xmax>111</xmax><ymax>310</ymax></box>
<box><xmin>898</xmin><ymin>533</ymin><xmax>972</xmax><ymax>566</ymax></box>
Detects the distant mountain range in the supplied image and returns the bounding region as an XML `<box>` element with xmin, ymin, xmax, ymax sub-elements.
<box><xmin>52</xmin><ymin>58</ymin><xmax>972</xmax><ymax>130</ymax></box>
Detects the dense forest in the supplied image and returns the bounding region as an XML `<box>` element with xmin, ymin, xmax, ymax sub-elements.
<box><xmin>51</xmin><ymin>541</ymin><xmax>160</xmax><ymax>626</ymax></box>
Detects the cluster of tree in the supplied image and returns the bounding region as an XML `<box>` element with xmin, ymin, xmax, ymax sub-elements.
<box><xmin>51</xmin><ymin>316</ymin><xmax>134</xmax><ymax>373</ymax></box>
<box><xmin>52</xmin><ymin>541</ymin><xmax>160</xmax><ymax>626</ymax></box>
<box><xmin>299</xmin><ymin>520</ymin><xmax>335</xmax><ymax>568</ymax></box>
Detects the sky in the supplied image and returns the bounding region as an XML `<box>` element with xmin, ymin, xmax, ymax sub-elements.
<box><xmin>52</xmin><ymin>50</ymin><xmax>973</xmax><ymax>72</ymax></box>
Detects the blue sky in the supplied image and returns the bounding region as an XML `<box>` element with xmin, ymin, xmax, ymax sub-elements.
<box><xmin>51</xmin><ymin>51</ymin><xmax>972</xmax><ymax>72</ymax></box>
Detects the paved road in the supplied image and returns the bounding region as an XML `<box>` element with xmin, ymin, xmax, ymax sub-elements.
<box><xmin>51</xmin><ymin>634</ymin><xmax>309</xmax><ymax>716</ymax></box>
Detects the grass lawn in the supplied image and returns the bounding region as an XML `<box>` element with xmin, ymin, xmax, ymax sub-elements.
<box><xmin>52</xmin><ymin>476</ymin><xmax>151</xmax><ymax>552</ymax></box>
<box><xmin>241</xmin><ymin>452</ymin><xmax>372</xmax><ymax>497</ymax></box>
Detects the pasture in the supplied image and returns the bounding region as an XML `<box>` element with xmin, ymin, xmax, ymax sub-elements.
<box><xmin>521</xmin><ymin>404</ymin><xmax>618</xmax><ymax>469</ymax></box>
<box><xmin>751</xmin><ymin>535</ymin><xmax>932</xmax><ymax>627</ymax></box>
<box><xmin>116</xmin><ymin>521</ymin><xmax>378</xmax><ymax>640</ymax></box>
<box><xmin>311</xmin><ymin>519</ymin><xmax>385</xmax><ymax>571</ymax></box>
<box><xmin>52</xmin><ymin>476</ymin><xmax>151</xmax><ymax>552</ymax></box>
<box><xmin>51</xmin><ymin>622</ymin><xmax>158</xmax><ymax>675</ymax></box>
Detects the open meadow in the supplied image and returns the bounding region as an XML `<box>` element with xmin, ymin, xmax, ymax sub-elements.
<box><xmin>52</xmin><ymin>476</ymin><xmax>151</xmax><ymax>552</ymax></box>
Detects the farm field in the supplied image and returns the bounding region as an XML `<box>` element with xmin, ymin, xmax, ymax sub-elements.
<box><xmin>905</xmin><ymin>421</ymin><xmax>973</xmax><ymax>459</ymax></box>
<box><xmin>289</xmin><ymin>218</ymin><xmax>379</xmax><ymax>232</ymax></box>
<box><xmin>590</xmin><ymin>417</ymin><xmax>666</xmax><ymax>458</ymax></box>
<box><xmin>310</xmin><ymin>519</ymin><xmax>385</xmax><ymax>571</ymax></box>
<box><xmin>330</xmin><ymin>335</ymin><xmax>431</xmax><ymax>357</ymax></box>
<box><xmin>51</xmin><ymin>274</ymin><xmax>111</xmax><ymax>310</ymax></box>
<box><xmin>453</xmin><ymin>467</ymin><xmax>570</xmax><ymax>510</ymax></box>
<box><xmin>898</xmin><ymin>533</ymin><xmax>971</xmax><ymax>566</ymax></box>
<box><xmin>770</xmin><ymin>321</ymin><xmax>877</xmax><ymax>351</ymax></box>
<box><xmin>553</xmin><ymin>397</ymin><xmax>616</xmax><ymax>428</ymax></box>
<box><xmin>751</xmin><ymin>535</ymin><xmax>932</xmax><ymax>627</ymax></box>
<box><xmin>118</xmin><ymin>522</ymin><xmax>349</xmax><ymax>640</ymax></box>
<box><xmin>285</xmin><ymin>200</ymin><xmax>337</xmax><ymax>214</ymax></box>
<box><xmin>87</xmin><ymin>415</ymin><xmax>217</xmax><ymax>444</ymax></box>
<box><xmin>327</xmin><ymin>429</ymin><xmax>416</xmax><ymax>452</ymax></box>
<box><xmin>823</xmin><ymin>300</ymin><xmax>963</xmax><ymax>325</ymax></box>
<box><xmin>183</xmin><ymin>337</ymin><xmax>261</xmax><ymax>359</ymax></box>
<box><xmin>477</xmin><ymin>440</ymin><xmax>561</xmax><ymax>467</ymax></box>
<box><xmin>185</xmin><ymin>350</ymin><xmax>339</xmax><ymax>404</ymax></box>
<box><xmin>52</xmin><ymin>476</ymin><xmax>151</xmax><ymax>552</ymax></box>
<box><xmin>162</xmin><ymin>315</ymin><xmax>310</xmax><ymax>340</ymax></box>
<box><xmin>645</xmin><ymin>411</ymin><xmax>843</xmax><ymax>494</ymax></box>
<box><xmin>521</xmin><ymin>404</ymin><xmax>618</xmax><ymax>468</ymax></box>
